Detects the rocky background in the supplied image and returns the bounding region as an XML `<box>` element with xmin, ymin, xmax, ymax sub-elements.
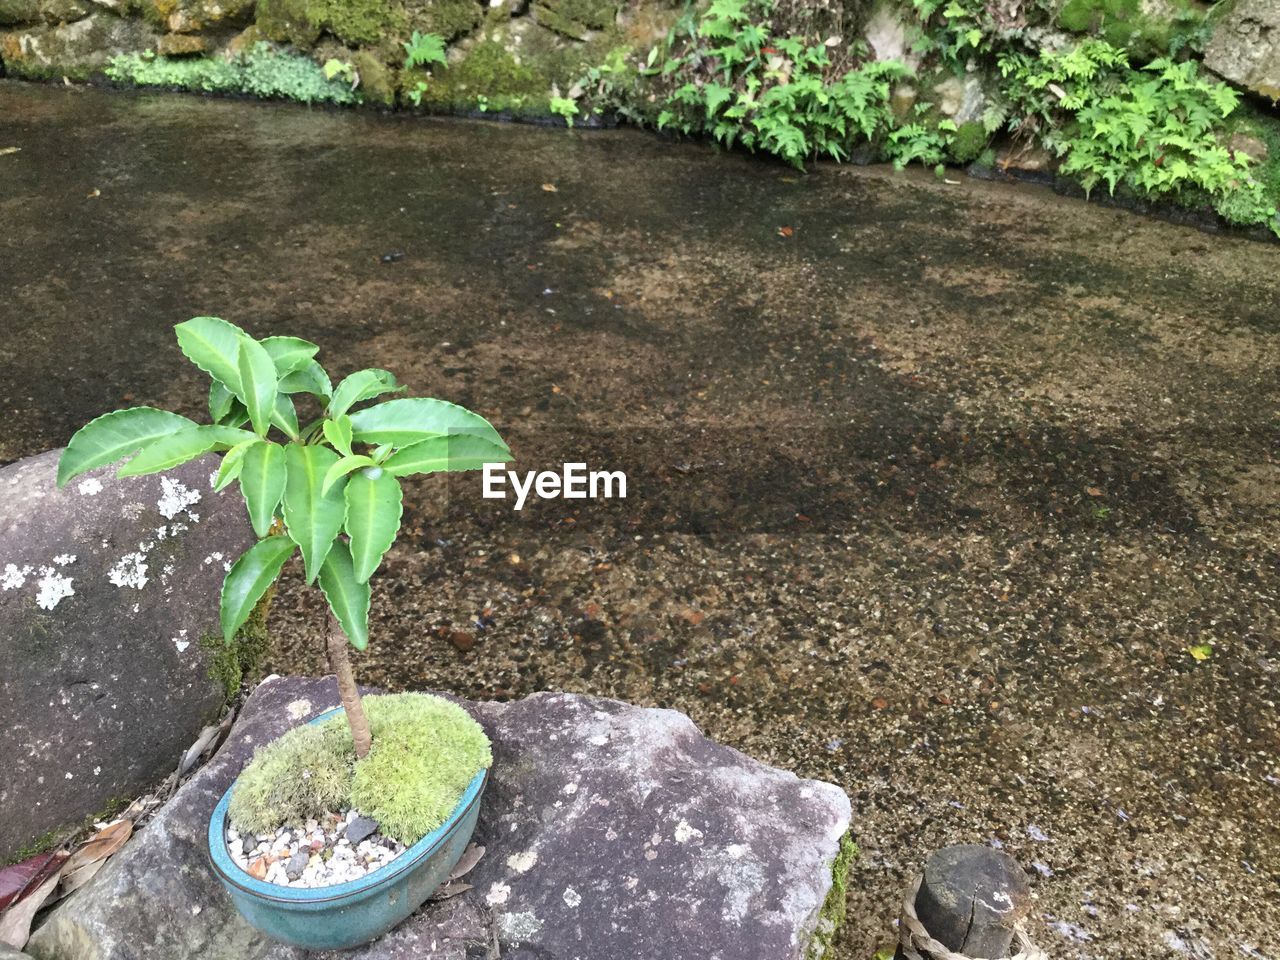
<box><xmin>0</xmin><ymin>0</ymin><xmax>1277</xmax><ymax>123</ymax></box>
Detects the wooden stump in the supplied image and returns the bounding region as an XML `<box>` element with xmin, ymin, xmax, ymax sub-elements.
<box><xmin>896</xmin><ymin>844</ymin><xmax>1032</xmax><ymax>959</ymax></box>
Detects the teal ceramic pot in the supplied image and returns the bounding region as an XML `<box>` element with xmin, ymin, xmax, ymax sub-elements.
<box><xmin>208</xmin><ymin>707</ymin><xmax>487</xmax><ymax>951</ymax></box>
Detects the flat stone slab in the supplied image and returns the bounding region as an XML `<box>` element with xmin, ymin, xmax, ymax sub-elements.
<box><xmin>27</xmin><ymin>677</ymin><xmax>852</xmax><ymax>960</ymax></box>
<box><xmin>0</xmin><ymin>448</ymin><xmax>254</xmax><ymax>860</ymax></box>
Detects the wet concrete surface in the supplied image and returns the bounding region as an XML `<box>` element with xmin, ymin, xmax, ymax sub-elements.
<box><xmin>2</xmin><ymin>80</ymin><xmax>1278</xmax><ymax>959</ymax></box>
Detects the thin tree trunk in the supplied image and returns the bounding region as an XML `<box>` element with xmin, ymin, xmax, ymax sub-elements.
<box><xmin>327</xmin><ymin>610</ymin><xmax>372</xmax><ymax>759</ymax></box>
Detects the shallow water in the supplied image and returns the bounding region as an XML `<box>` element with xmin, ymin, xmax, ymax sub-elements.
<box><xmin>2</xmin><ymin>80</ymin><xmax>1279</xmax><ymax>959</ymax></box>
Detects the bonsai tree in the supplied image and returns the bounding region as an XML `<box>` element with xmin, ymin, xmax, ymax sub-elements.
<box><xmin>57</xmin><ymin>317</ymin><xmax>511</xmax><ymax>759</ymax></box>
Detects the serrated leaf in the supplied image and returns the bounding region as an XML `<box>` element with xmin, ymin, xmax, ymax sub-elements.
<box><xmin>283</xmin><ymin>443</ymin><xmax>347</xmax><ymax>584</ymax></box>
<box><xmin>348</xmin><ymin>398</ymin><xmax>509</xmax><ymax>452</ymax></box>
<box><xmin>344</xmin><ymin>470</ymin><xmax>403</xmax><ymax>583</ymax></box>
<box><xmin>322</xmin><ymin>454</ymin><xmax>376</xmax><ymax>494</ymax></box>
<box><xmin>328</xmin><ymin>369</ymin><xmax>404</xmax><ymax>418</ymax></box>
<box><xmin>220</xmin><ymin>537</ymin><xmax>296</xmax><ymax>642</ymax></box>
<box><xmin>117</xmin><ymin>425</ymin><xmax>256</xmax><ymax>477</ymax></box>
<box><xmin>209</xmin><ymin>381</ymin><xmax>235</xmax><ymax>422</ymax></box>
<box><xmin>237</xmin><ymin>336</ymin><xmax>278</xmax><ymax>437</ymax></box>
<box><xmin>271</xmin><ymin>394</ymin><xmax>301</xmax><ymax>440</ymax></box>
<box><xmin>318</xmin><ymin>539</ymin><xmax>370</xmax><ymax>650</ymax></box>
<box><xmin>175</xmin><ymin>317</ymin><xmax>248</xmax><ymax>396</ymax></box>
<box><xmin>279</xmin><ymin>359</ymin><xmax>333</xmax><ymax>399</ymax></box>
<box><xmin>323</xmin><ymin>415</ymin><xmax>354</xmax><ymax>457</ymax></box>
<box><xmin>58</xmin><ymin>407</ymin><xmax>197</xmax><ymax>487</ymax></box>
<box><xmin>260</xmin><ymin>336</ymin><xmax>320</xmax><ymax>376</ymax></box>
<box><xmin>382</xmin><ymin>434</ymin><xmax>513</xmax><ymax>477</ymax></box>
<box><xmin>214</xmin><ymin>439</ymin><xmax>256</xmax><ymax>492</ymax></box>
<box><xmin>240</xmin><ymin>441</ymin><xmax>287</xmax><ymax>537</ymax></box>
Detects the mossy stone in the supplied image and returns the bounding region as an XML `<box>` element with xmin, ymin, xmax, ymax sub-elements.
<box><xmin>403</xmin><ymin>0</ymin><xmax>483</xmax><ymax>41</ymax></box>
<box><xmin>256</xmin><ymin>0</ymin><xmax>404</xmax><ymax>47</ymax></box>
<box><xmin>0</xmin><ymin>0</ymin><xmax>40</xmax><ymax>26</ymax></box>
<box><xmin>533</xmin><ymin>0</ymin><xmax>615</xmax><ymax>39</ymax></box>
<box><xmin>804</xmin><ymin>831</ymin><xmax>858</xmax><ymax>959</ymax></box>
<box><xmin>1056</xmin><ymin>0</ymin><xmax>1205</xmax><ymax>58</ymax></box>
<box><xmin>948</xmin><ymin>119</ymin><xmax>988</xmax><ymax>163</ymax></box>
<box><xmin>353</xmin><ymin>47</ymin><xmax>394</xmax><ymax>102</ymax></box>
<box><xmin>38</xmin><ymin>0</ymin><xmax>89</xmax><ymax>24</ymax></box>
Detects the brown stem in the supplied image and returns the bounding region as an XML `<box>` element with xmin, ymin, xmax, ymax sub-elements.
<box><xmin>327</xmin><ymin>610</ymin><xmax>372</xmax><ymax>760</ymax></box>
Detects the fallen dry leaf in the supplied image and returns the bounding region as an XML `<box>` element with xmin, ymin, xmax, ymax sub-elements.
<box><xmin>0</xmin><ymin>868</ymin><xmax>61</xmax><ymax>949</ymax></box>
<box><xmin>0</xmin><ymin>852</ymin><xmax>66</xmax><ymax>912</ymax></box>
<box><xmin>448</xmin><ymin>844</ymin><xmax>485</xmax><ymax>882</ymax></box>
<box><xmin>0</xmin><ymin>147</ymin><xmax>19</xmax><ymax>157</ymax></box>
<box><xmin>777</xmin><ymin>225</ymin><xmax>794</xmax><ymax>238</ymax></box>
<box><xmin>541</xmin><ymin>183</ymin><xmax>558</xmax><ymax>192</ymax></box>
<box><xmin>1085</xmin><ymin>486</ymin><xmax>1103</xmax><ymax>497</ymax></box>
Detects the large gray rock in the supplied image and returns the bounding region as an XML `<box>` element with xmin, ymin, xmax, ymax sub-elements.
<box><xmin>27</xmin><ymin>677</ymin><xmax>853</xmax><ymax>960</ymax></box>
<box><xmin>1205</xmin><ymin>0</ymin><xmax>1280</xmax><ymax>99</ymax></box>
<box><xmin>0</xmin><ymin>12</ymin><xmax>158</xmax><ymax>80</ymax></box>
<box><xmin>0</xmin><ymin>449</ymin><xmax>255</xmax><ymax>861</ymax></box>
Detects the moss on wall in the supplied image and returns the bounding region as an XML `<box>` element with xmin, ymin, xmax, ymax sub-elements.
<box><xmin>805</xmin><ymin>831</ymin><xmax>858</xmax><ymax>960</ymax></box>
<box><xmin>202</xmin><ymin>586</ymin><xmax>274</xmax><ymax>702</ymax></box>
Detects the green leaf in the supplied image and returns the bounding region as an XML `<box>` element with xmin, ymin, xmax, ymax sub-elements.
<box><xmin>118</xmin><ymin>425</ymin><xmax>256</xmax><ymax>477</ymax></box>
<box><xmin>260</xmin><ymin>336</ymin><xmax>319</xmax><ymax>376</ymax></box>
<box><xmin>344</xmin><ymin>470</ymin><xmax>403</xmax><ymax>583</ymax></box>
<box><xmin>279</xmin><ymin>359</ymin><xmax>333</xmax><ymax>399</ymax></box>
<box><xmin>209</xmin><ymin>381</ymin><xmax>235</xmax><ymax>422</ymax></box>
<box><xmin>282</xmin><ymin>443</ymin><xmax>347</xmax><ymax>584</ymax></box>
<box><xmin>237</xmin><ymin>336</ymin><xmax>278</xmax><ymax>437</ymax></box>
<box><xmin>382</xmin><ymin>434</ymin><xmax>513</xmax><ymax>477</ymax></box>
<box><xmin>322</xmin><ymin>454</ymin><xmax>377</xmax><ymax>494</ymax></box>
<box><xmin>239</xmin><ymin>440</ymin><xmax>287</xmax><ymax>537</ymax></box>
<box><xmin>220</xmin><ymin>536</ymin><xmax>296</xmax><ymax>643</ymax></box>
<box><xmin>58</xmin><ymin>407</ymin><xmax>198</xmax><ymax>486</ymax></box>
<box><xmin>271</xmin><ymin>394</ymin><xmax>301</xmax><ymax>440</ymax></box>
<box><xmin>348</xmin><ymin>398</ymin><xmax>509</xmax><ymax>452</ymax></box>
<box><xmin>323</xmin><ymin>415</ymin><xmax>354</xmax><ymax>457</ymax></box>
<box><xmin>175</xmin><ymin>317</ymin><xmax>248</xmax><ymax>396</ymax></box>
<box><xmin>328</xmin><ymin>369</ymin><xmax>404</xmax><ymax>418</ymax></box>
<box><xmin>214</xmin><ymin>438</ymin><xmax>256</xmax><ymax>492</ymax></box>
<box><xmin>317</xmin><ymin>539</ymin><xmax>370</xmax><ymax>650</ymax></box>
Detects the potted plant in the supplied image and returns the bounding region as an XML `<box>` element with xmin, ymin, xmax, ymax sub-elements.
<box><xmin>57</xmin><ymin>317</ymin><xmax>511</xmax><ymax>950</ymax></box>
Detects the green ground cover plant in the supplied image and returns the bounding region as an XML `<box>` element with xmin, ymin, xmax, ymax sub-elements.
<box><xmin>106</xmin><ymin>43</ymin><xmax>363</xmax><ymax>105</ymax></box>
<box><xmin>998</xmin><ymin>40</ymin><xmax>1277</xmax><ymax>232</ymax></box>
<box><xmin>58</xmin><ymin>317</ymin><xmax>510</xmax><ymax>839</ymax></box>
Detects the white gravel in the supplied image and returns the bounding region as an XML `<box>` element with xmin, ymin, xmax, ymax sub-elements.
<box><xmin>227</xmin><ymin>809</ymin><xmax>407</xmax><ymax>888</ymax></box>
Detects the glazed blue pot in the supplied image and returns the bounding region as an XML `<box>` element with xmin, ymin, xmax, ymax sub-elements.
<box><xmin>208</xmin><ymin>707</ymin><xmax>487</xmax><ymax>951</ymax></box>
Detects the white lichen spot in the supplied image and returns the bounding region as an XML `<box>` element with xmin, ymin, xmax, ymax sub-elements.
<box><xmin>65</xmin><ymin>772</ymin><xmax>73</xmax><ymax>780</ymax></box>
<box><xmin>287</xmin><ymin>699</ymin><xmax>313</xmax><ymax>721</ymax></box>
<box><xmin>674</xmin><ymin>820</ymin><xmax>703</xmax><ymax>844</ymax></box>
<box><xmin>486</xmin><ymin>881</ymin><xmax>511</xmax><ymax>906</ymax></box>
<box><xmin>2</xmin><ymin>563</ymin><xmax>32</xmax><ymax>590</ymax></box>
<box><xmin>157</xmin><ymin>476</ymin><xmax>201</xmax><ymax>520</ymax></box>
<box><xmin>726</xmin><ymin>844</ymin><xmax>749</xmax><ymax>860</ymax></box>
<box><xmin>173</xmin><ymin>630</ymin><xmax>190</xmax><ymax>653</ymax></box>
<box><xmin>562</xmin><ymin>886</ymin><xmax>582</xmax><ymax>908</ymax></box>
<box><xmin>562</xmin><ymin>782</ymin><xmax>579</xmax><ymax>796</ymax></box>
<box><xmin>108</xmin><ymin>552</ymin><xmax>149</xmax><ymax>590</ymax></box>
<box><xmin>208</xmin><ymin>471</ymin><xmax>219</xmax><ymax>489</ymax></box>
<box><xmin>624</xmin><ymin>876</ymin><xmax>639</xmax><ymax>891</ymax></box>
<box><xmin>52</xmin><ymin>554</ymin><xmax>77</xmax><ymax>567</ymax></box>
<box><xmin>36</xmin><ymin>567</ymin><xmax>75</xmax><ymax>610</ymax></box>
<box><xmin>497</xmin><ymin>911</ymin><xmax>543</xmax><ymax>943</ymax></box>
<box><xmin>77</xmin><ymin>478</ymin><xmax>104</xmax><ymax>496</ymax></box>
<box><xmin>93</xmin><ymin>766</ymin><xmax>101</xmax><ymax>776</ymax></box>
<box><xmin>588</xmin><ymin>734</ymin><xmax>609</xmax><ymax>746</ymax></box>
<box><xmin>507</xmin><ymin>850</ymin><xmax>538</xmax><ymax>874</ymax></box>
